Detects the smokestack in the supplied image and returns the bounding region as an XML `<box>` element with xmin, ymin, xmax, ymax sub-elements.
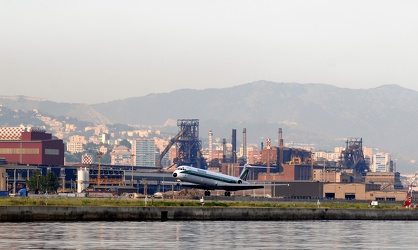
<box><xmin>278</xmin><ymin>128</ymin><xmax>284</xmax><ymax>172</ymax></box>
<box><xmin>232</xmin><ymin>129</ymin><xmax>237</xmax><ymax>163</ymax></box>
<box><xmin>266</xmin><ymin>138</ymin><xmax>271</xmax><ymax>174</ymax></box>
<box><xmin>222</xmin><ymin>138</ymin><xmax>227</xmax><ymax>163</ymax></box>
<box><xmin>208</xmin><ymin>130</ymin><xmax>213</xmax><ymax>163</ymax></box>
<box><xmin>243</xmin><ymin>128</ymin><xmax>247</xmax><ymax>164</ymax></box>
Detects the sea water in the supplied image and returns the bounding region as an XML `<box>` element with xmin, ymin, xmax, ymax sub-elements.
<box><xmin>0</xmin><ymin>220</ymin><xmax>416</xmax><ymax>249</ymax></box>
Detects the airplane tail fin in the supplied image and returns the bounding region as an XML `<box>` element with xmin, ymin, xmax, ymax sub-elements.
<box><xmin>239</xmin><ymin>164</ymin><xmax>251</xmax><ymax>181</ymax></box>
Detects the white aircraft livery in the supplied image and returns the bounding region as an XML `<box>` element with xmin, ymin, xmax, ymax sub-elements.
<box><xmin>172</xmin><ymin>164</ymin><xmax>275</xmax><ymax>196</ymax></box>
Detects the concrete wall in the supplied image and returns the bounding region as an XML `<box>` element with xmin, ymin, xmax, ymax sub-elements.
<box><xmin>2</xmin><ymin>206</ymin><xmax>418</xmax><ymax>222</ymax></box>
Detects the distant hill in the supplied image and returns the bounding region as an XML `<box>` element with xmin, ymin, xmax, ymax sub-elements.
<box><xmin>2</xmin><ymin>81</ymin><xmax>418</xmax><ymax>172</ymax></box>
<box><xmin>92</xmin><ymin>81</ymin><xmax>418</xmax><ymax>157</ymax></box>
<box><xmin>0</xmin><ymin>95</ymin><xmax>111</xmax><ymax>124</ymax></box>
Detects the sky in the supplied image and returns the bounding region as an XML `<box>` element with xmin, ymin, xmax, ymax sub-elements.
<box><xmin>1</xmin><ymin>0</ymin><xmax>418</xmax><ymax>104</ymax></box>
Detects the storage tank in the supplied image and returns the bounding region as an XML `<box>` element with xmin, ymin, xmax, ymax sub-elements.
<box><xmin>77</xmin><ymin>167</ymin><xmax>89</xmax><ymax>193</ymax></box>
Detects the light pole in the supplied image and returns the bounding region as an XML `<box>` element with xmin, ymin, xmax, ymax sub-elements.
<box><xmin>96</xmin><ymin>151</ymin><xmax>104</xmax><ymax>186</ymax></box>
<box><xmin>130</xmin><ymin>154</ymin><xmax>135</xmax><ymax>187</ymax></box>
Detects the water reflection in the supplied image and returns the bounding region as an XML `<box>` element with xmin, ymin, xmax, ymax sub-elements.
<box><xmin>0</xmin><ymin>221</ymin><xmax>417</xmax><ymax>249</ymax></box>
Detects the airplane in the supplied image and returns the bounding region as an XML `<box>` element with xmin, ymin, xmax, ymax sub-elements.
<box><xmin>171</xmin><ymin>164</ymin><xmax>288</xmax><ymax>197</ymax></box>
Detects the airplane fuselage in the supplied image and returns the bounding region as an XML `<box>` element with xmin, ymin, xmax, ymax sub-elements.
<box><xmin>172</xmin><ymin>165</ymin><xmax>249</xmax><ymax>187</ymax></box>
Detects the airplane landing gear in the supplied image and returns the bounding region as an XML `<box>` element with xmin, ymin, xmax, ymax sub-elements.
<box><xmin>204</xmin><ymin>190</ymin><xmax>211</xmax><ymax>196</ymax></box>
<box><xmin>224</xmin><ymin>191</ymin><xmax>231</xmax><ymax>196</ymax></box>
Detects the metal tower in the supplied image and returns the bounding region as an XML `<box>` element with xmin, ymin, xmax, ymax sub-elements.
<box><xmin>157</xmin><ymin>119</ymin><xmax>206</xmax><ymax>169</ymax></box>
<box><xmin>340</xmin><ymin>138</ymin><xmax>369</xmax><ymax>173</ymax></box>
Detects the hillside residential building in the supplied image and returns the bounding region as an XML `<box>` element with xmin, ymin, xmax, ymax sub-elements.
<box><xmin>110</xmin><ymin>146</ymin><xmax>132</xmax><ymax>166</ymax></box>
<box><xmin>68</xmin><ymin>135</ymin><xmax>86</xmax><ymax>144</ymax></box>
<box><xmin>132</xmin><ymin>138</ymin><xmax>155</xmax><ymax>167</ymax></box>
<box><xmin>66</xmin><ymin>142</ymin><xmax>83</xmax><ymax>153</ymax></box>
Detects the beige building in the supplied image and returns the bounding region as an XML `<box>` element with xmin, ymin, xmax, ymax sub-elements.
<box><xmin>66</xmin><ymin>142</ymin><xmax>83</xmax><ymax>153</ymax></box>
<box><xmin>324</xmin><ymin>183</ymin><xmax>406</xmax><ymax>201</ymax></box>
<box><xmin>324</xmin><ymin>183</ymin><xmax>379</xmax><ymax>200</ymax></box>
<box><xmin>65</xmin><ymin>124</ymin><xmax>77</xmax><ymax>132</ymax></box>
<box><xmin>365</xmin><ymin>172</ymin><xmax>403</xmax><ymax>191</ymax></box>
<box><xmin>110</xmin><ymin>146</ymin><xmax>133</xmax><ymax>166</ymax></box>
<box><xmin>313</xmin><ymin>169</ymin><xmax>341</xmax><ymax>182</ymax></box>
<box><xmin>69</xmin><ymin>135</ymin><xmax>86</xmax><ymax>144</ymax></box>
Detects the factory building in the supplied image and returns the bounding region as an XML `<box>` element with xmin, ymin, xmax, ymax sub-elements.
<box><xmin>365</xmin><ymin>172</ymin><xmax>403</xmax><ymax>191</ymax></box>
<box><xmin>272</xmin><ymin>182</ymin><xmax>407</xmax><ymax>201</ymax></box>
<box><xmin>258</xmin><ymin>163</ymin><xmax>312</xmax><ymax>181</ymax></box>
<box><xmin>0</xmin><ymin>127</ymin><xmax>64</xmax><ymax>165</ymax></box>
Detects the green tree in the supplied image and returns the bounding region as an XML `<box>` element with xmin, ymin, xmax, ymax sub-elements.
<box><xmin>26</xmin><ymin>171</ymin><xmax>59</xmax><ymax>194</ymax></box>
<box><xmin>65</xmin><ymin>152</ymin><xmax>82</xmax><ymax>163</ymax></box>
<box><xmin>45</xmin><ymin>172</ymin><xmax>59</xmax><ymax>193</ymax></box>
<box><xmin>27</xmin><ymin>170</ymin><xmax>43</xmax><ymax>193</ymax></box>
<box><xmin>119</xmin><ymin>139</ymin><xmax>132</xmax><ymax>149</ymax></box>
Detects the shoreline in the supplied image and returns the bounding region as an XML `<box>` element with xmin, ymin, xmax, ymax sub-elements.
<box><xmin>1</xmin><ymin>206</ymin><xmax>418</xmax><ymax>222</ymax></box>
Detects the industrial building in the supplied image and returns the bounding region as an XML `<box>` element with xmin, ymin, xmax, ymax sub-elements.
<box><xmin>0</xmin><ymin>123</ymin><xmax>408</xmax><ymax>202</ymax></box>
<box><xmin>0</xmin><ymin>163</ymin><xmax>176</xmax><ymax>195</ymax></box>
<box><xmin>365</xmin><ymin>172</ymin><xmax>403</xmax><ymax>191</ymax></box>
<box><xmin>0</xmin><ymin>127</ymin><xmax>64</xmax><ymax>165</ymax></box>
<box><xmin>271</xmin><ymin>182</ymin><xmax>407</xmax><ymax>201</ymax></box>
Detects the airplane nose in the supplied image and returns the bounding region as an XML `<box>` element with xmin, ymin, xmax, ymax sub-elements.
<box><xmin>173</xmin><ymin>173</ymin><xmax>177</xmax><ymax>177</ymax></box>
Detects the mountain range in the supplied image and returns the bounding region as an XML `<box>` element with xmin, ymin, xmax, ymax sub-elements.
<box><xmin>1</xmin><ymin>81</ymin><xmax>417</xmax><ymax>173</ymax></box>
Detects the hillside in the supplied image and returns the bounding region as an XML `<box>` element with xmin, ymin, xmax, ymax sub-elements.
<box><xmin>1</xmin><ymin>81</ymin><xmax>418</xmax><ymax>172</ymax></box>
<box><xmin>0</xmin><ymin>96</ymin><xmax>111</xmax><ymax>124</ymax></box>
<box><xmin>92</xmin><ymin>81</ymin><xmax>418</xmax><ymax>160</ymax></box>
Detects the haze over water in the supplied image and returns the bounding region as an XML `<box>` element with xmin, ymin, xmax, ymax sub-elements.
<box><xmin>1</xmin><ymin>220</ymin><xmax>416</xmax><ymax>249</ymax></box>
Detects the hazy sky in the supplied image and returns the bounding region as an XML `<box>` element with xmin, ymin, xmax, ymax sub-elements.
<box><xmin>1</xmin><ymin>0</ymin><xmax>418</xmax><ymax>104</ymax></box>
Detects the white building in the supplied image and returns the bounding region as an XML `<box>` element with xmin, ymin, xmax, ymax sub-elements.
<box><xmin>372</xmin><ymin>152</ymin><xmax>391</xmax><ymax>172</ymax></box>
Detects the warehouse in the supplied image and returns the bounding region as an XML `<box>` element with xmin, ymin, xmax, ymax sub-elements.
<box><xmin>0</xmin><ymin>127</ymin><xmax>64</xmax><ymax>165</ymax></box>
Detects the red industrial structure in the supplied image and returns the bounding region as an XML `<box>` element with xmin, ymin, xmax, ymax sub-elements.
<box><xmin>0</xmin><ymin>127</ymin><xmax>64</xmax><ymax>165</ymax></box>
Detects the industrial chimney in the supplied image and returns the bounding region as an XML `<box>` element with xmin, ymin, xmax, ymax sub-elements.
<box><xmin>243</xmin><ymin>128</ymin><xmax>247</xmax><ymax>164</ymax></box>
<box><xmin>278</xmin><ymin>128</ymin><xmax>284</xmax><ymax>172</ymax></box>
<box><xmin>208</xmin><ymin>130</ymin><xmax>213</xmax><ymax>163</ymax></box>
<box><xmin>232</xmin><ymin>129</ymin><xmax>237</xmax><ymax>163</ymax></box>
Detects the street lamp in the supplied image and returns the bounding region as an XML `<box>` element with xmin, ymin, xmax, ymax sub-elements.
<box><xmin>130</xmin><ymin>154</ymin><xmax>135</xmax><ymax>187</ymax></box>
<box><xmin>96</xmin><ymin>151</ymin><xmax>104</xmax><ymax>186</ymax></box>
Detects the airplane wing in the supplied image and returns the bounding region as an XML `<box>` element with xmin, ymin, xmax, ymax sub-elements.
<box><xmin>161</xmin><ymin>181</ymin><xmax>282</xmax><ymax>191</ymax></box>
